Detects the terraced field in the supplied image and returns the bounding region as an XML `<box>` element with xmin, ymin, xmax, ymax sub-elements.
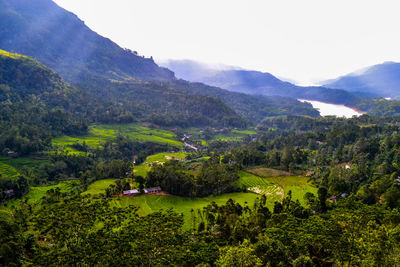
<box><xmin>0</xmin><ymin>161</ymin><xmax>20</xmax><ymax>179</ymax></box>
<box><xmin>1</xmin><ymin>181</ymin><xmax>79</xmax><ymax>210</ymax></box>
<box><xmin>82</xmin><ymin>179</ymin><xmax>117</xmax><ymax>196</ymax></box>
<box><xmin>134</xmin><ymin>152</ymin><xmax>187</xmax><ymax>177</ymax></box>
<box><xmin>52</xmin><ymin>123</ymin><xmax>183</xmax><ymax>155</ymax></box>
<box><xmin>247</xmin><ymin>167</ymin><xmax>292</xmax><ymax>177</ymax></box>
<box><xmin>186</xmin><ymin>128</ymin><xmax>257</xmax><ymax>145</ymax></box>
<box><xmin>110</xmin><ymin>192</ymin><xmax>260</xmax><ymax>229</ymax></box>
<box><xmin>0</xmin><ymin>157</ymin><xmax>48</xmax><ymax>180</ymax></box>
<box><xmin>236</xmin><ymin>171</ymin><xmax>282</xmax><ymax>202</ymax></box>
<box><xmin>100</xmin><ymin>124</ymin><xmax>183</xmax><ymax>148</ymax></box>
<box><xmin>0</xmin><ymin>157</ymin><xmax>49</xmax><ymax>170</ymax></box>
<box><xmin>245</xmin><ymin>168</ymin><xmax>317</xmax><ymax>206</ymax></box>
<box><xmin>264</xmin><ymin>175</ymin><xmax>317</xmax><ymax>206</ymax></box>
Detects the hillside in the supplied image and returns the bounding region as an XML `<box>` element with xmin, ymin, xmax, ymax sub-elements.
<box><xmin>0</xmin><ymin>0</ymin><xmax>174</xmax><ymax>82</ymax></box>
<box><xmin>0</xmin><ymin>49</ymin><xmax>92</xmax><ymax>155</ymax></box>
<box><xmin>323</xmin><ymin>61</ymin><xmax>400</xmax><ymax>99</ymax></box>
<box><xmin>0</xmin><ymin>49</ymin><xmax>251</xmax><ymax>135</ymax></box>
<box><xmin>160</xmin><ymin>59</ymin><xmax>364</xmax><ymax>106</ymax></box>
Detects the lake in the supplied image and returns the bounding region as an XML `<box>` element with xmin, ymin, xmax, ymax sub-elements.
<box><xmin>298</xmin><ymin>99</ymin><xmax>363</xmax><ymax>118</ymax></box>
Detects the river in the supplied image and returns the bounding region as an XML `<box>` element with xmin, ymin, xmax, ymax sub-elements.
<box><xmin>298</xmin><ymin>99</ymin><xmax>363</xmax><ymax>118</ymax></box>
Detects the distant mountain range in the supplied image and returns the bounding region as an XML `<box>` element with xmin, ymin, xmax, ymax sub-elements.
<box><xmin>322</xmin><ymin>62</ymin><xmax>400</xmax><ymax>99</ymax></box>
<box><xmin>160</xmin><ymin>59</ymin><xmax>365</xmax><ymax>106</ymax></box>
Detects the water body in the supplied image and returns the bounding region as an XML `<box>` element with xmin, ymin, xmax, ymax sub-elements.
<box><xmin>298</xmin><ymin>99</ymin><xmax>363</xmax><ymax>118</ymax></box>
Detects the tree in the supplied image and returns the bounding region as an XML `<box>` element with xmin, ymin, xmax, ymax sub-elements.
<box><xmin>136</xmin><ymin>176</ymin><xmax>145</xmax><ymax>193</ymax></box>
<box><xmin>216</xmin><ymin>240</ymin><xmax>262</xmax><ymax>267</ymax></box>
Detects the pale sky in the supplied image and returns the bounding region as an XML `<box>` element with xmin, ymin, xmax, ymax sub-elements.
<box><xmin>53</xmin><ymin>0</ymin><xmax>400</xmax><ymax>85</ymax></box>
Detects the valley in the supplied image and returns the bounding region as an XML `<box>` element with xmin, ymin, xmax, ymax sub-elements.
<box><xmin>1</xmin><ymin>0</ymin><xmax>400</xmax><ymax>265</ymax></box>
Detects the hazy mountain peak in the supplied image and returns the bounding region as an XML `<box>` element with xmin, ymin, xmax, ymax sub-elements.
<box><xmin>323</xmin><ymin>61</ymin><xmax>400</xmax><ymax>98</ymax></box>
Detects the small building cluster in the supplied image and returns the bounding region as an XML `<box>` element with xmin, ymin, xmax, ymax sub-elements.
<box><xmin>4</xmin><ymin>189</ymin><xmax>14</xmax><ymax>198</ymax></box>
<box><xmin>122</xmin><ymin>189</ymin><xmax>139</xmax><ymax>196</ymax></box>
<box><xmin>122</xmin><ymin>186</ymin><xmax>162</xmax><ymax>197</ymax></box>
<box><xmin>144</xmin><ymin>186</ymin><xmax>161</xmax><ymax>194</ymax></box>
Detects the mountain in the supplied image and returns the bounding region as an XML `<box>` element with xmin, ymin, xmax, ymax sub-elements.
<box><xmin>160</xmin><ymin>59</ymin><xmax>365</xmax><ymax>106</ymax></box>
<box><xmin>0</xmin><ymin>0</ymin><xmax>174</xmax><ymax>82</ymax></box>
<box><xmin>323</xmin><ymin>62</ymin><xmax>400</xmax><ymax>99</ymax></box>
<box><xmin>0</xmin><ymin>48</ymin><xmax>252</xmax><ymax>130</ymax></box>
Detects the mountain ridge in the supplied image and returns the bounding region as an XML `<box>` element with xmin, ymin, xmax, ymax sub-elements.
<box><xmin>0</xmin><ymin>0</ymin><xmax>175</xmax><ymax>82</ymax></box>
<box><xmin>160</xmin><ymin>59</ymin><xmax>366</xmax><ymax>106</ymax></box>
<box><xmin>323</xmin><ymin>61</ymin><xmax>400</xmax><ymax>98</ymax></box>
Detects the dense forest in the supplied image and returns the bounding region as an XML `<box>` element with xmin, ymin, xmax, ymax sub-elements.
<box><xmin>2</xmin><ymin>113</ymin><xmax>400</xmax><ymax>265</ymax></box>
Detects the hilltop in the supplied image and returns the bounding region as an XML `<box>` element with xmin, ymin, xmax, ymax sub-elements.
<box><xmin>0</xmin><ymin>0</ymin><xmax>174</xmax><ymax>82</ymax></box>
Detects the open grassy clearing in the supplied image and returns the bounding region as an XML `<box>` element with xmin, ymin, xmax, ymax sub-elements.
<box><xmin>134</xmin><ymin>152</ymin><xmax>187</xmax><ymax>177</ymax></box>
<box><xmin>1</xmin><ymin>181</ymin><xmax>79</xmax><ymax>210</ymax></box>
<box><xmin>109</xmin><ymin>192</ymin><xmax>260</xmax><ymax>229</ymax></box>
<box><xmin>82</xmin><ymin>179</ymin><xmax>117</xmax><ymax>196</ymax></box>
<box><xmin>52</xmin><ymin>123</ymin><xmax>183</xmax><ymax>154</ymax></box>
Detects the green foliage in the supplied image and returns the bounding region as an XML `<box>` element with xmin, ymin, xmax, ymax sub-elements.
<box><xmin>0</xmin><ymin>212</ymin><xmax>23</xmax><ymax>266</ymax></box>
<box><xmin>216</xmin><ymin>240</ymin><xmax>262</xmax><ymax>267</ymax></box>
<box><xmin>147</xmin><ymin>160</ymin><xmax>239</xmax><ymax>197</ymax></box>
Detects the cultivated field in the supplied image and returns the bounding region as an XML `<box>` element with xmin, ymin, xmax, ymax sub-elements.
<box><xmin>133</xmin><ymin>152</ymin><xmax>187</xmax><ymax>177</ymax></box>
<box><xmin>52</xmin><ymin>123</ymin><xmax>183</xmax><ymax>155</ymax></box>
<box><xmin>236</xmin><ymin>171</ymin><xmax>282</xmax><ymax>203</ymax></box>
<box><xmin>0</xmin><ymin>161</ymin><xmax>20</xmax><ymax>180</ymax></box>
<box><xmin>1</xmin><ymin>181</ymin><xmax>79</xmax><ymax>210</ymax></box>
<box><xmin>82</xmin><ymin>179</ymin><xmax>117</xmax><ymax>196</ymax></box>
<box><xmin>110</xmin><ymin>192</ymin><xmax>260</xmax><ymax>229</ymax></box>
<box><xmin>244</xmin><ymin>167</ymin><xmax>317</xmax><ymax>206</ymax></box>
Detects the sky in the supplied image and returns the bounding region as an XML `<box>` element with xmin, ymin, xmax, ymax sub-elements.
<box><xmin>53</xmin><ymin>0</ymin><xmax>400</xmax><ymax>85</ymax></box>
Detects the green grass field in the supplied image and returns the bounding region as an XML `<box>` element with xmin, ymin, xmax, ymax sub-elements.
<box><xmin>52</xmin><ymin>123</ymin><xmax>183</xmax><ymax>154</ymax></box>
<box><xmin>82</xmin><ymin>179</ymin><xmax>117</xmax><ymax>196</ymax></box>
<box><xmin>110</xmin><ymin>192</ymin><xmax>260</xmax><ymax>229</ymax></box>
<box><xmin>1</xmin><ymin>181</ymin><xmax>79</xmax><ymax>210</ymax></box>
<box><xmin>134</xmin><ymin>152</ymin><xmax>187</xmax><ymax>177</ymax></box>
